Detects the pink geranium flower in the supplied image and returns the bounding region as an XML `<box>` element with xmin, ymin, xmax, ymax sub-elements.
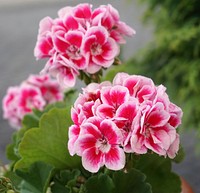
<box><xmin>83</xmin><ymin>26</ymin><xmax>119</xmax><ymax>73</ymax></box>
<box><xmin>2</xmin><ymin>74</ymin><xmax>64</xmax><ymax>129</ymax></box>
<box><xmin>68</xmin><ymin>72</ymin><xmax>183</xmax><ymax>171</ymax></box>
<box><xmin>17</xmin><ymin>84</ymin><xmax>46</xmax><ymax>117</ymax></box>
<box><xmin>92</xmin><ymin>4</ymin><xmax>136</xmax><ymax>44</ymax></box>
<box><xmin>77</xmin><ymin>117</ymin><xmax>125</xmax><ymax>173</ymax></box>
<box><xmin>26</xmin><ymin>74</ymin><xmax>64</xmax><ymax>103</ymax></box>
<box><xmin>34</xmin><ymin>3</ymin><xmax>135</xmax><ymax>88</ymax></box>
<box><xmin>2</xmin><ymin>87</ymin><xmax>21</xmax><ymax>128</ymax></box>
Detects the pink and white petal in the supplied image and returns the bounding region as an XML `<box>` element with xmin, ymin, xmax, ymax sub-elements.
<box><xmin>96</xmin><ymin>104</ymin><xmax>115</xmax><ymax>119</ymax></box>
<box><xmin>63</xmin><ymin>15</ymin><xmax>79</xmax><ymax>30</ymax></box>
<box><xmin>73</xmin><ymin>3</ymin><xmax>92</xmax><ymax>20</ymax></box>
<box><xmin>86</xmin><ymin>26</ymin><xmax>108</xmax><ymax>45</ymax></box>
<box><xmin>38</xmin><ymin>16</ymin><xmax>54</xmax><ymax>35</ymax></box>
<box><xmin>101</xmin><ymin>85</ymin><xmax>129</xmax><ymax>106</ymax></box>
<box><xmin>100</xmin><ymin>120</ymin><xmax>120</xmax><ymax>144</ymax></box>
<box><xmin>137</xmin><ymin>85</ymin><xmax>156</xmax><ymax>103</ymax></box>
<box><xmin>116</xmin><ymin>21</ymin><xmax>136</xmax><ymax>37</ymax></box>
<box><xmin>167</xmin><ymin>134</ymin><xmax>180</xmax><ymax>159</ymax></box>
<box><xmin>147</xmin><ymin>109</ymin><xmax>170</xmax><ymax>127</ymax></box>
<box><xmin>82</xmin><ymin>147</ymin><xmax>103</xmax><ymax>173</ymax></box>
<box><xmin>72</xmin><ymin>56</ymin><xmax>87</xmax><ymax>69</ymax></box>
<box><xmin>58</xmin><ymin>6</ymin><xmax>73</xmax><ymax>18</ymax></box>
<box><xmin>86</xmin><ymin>62</ymin><xmax>101</xmax><ymax>74</ymax></box>
<box><xmin>92</xmin><ymin>55</ymin><xmax>114</xmax><ymax>68</ymax></box>
<box><xmin>116</xmin><ymin>102</ymin><xmax>138</xmax><ymax>121</ymax></box>
<box><xmin>131</xmin><ymin>134</ymin><xmax>147</xmax><ymax>154</ymax></box>
<box><xmin>68</xmin><ymin>125</ymin><xmax>80</xmax><ymax>155</ymax></box>
<box><xmin>34</xmin><ymin>37</ymin><xmax>53</xmax><ymax>59</ymax></box>
<box><xmin>80</xmin><ymin>122</ymin><xmax>101</xmax><ymax>139</ymax></box>
<box><xmin>112</xmin><ymin>72</ymin><xmax>129</xmax><ymax>86</ymax></box>
<box><xmin>105</xmin><ymin>147</ymin><xmax>125</xmax><ymax>171</ymax></box>
<box><xmin>110</xmin><ymin>30</ymin><xmax>126</xmax><ymax>44</ymax></box>
<box><xmin>151</xmin><ymin>129</ymin><xmax>171</xmax><ymax>150</ymax></box>
<box><xmin>56</xmin><ymin>67</ymin><xmax>77</xmax><ymax>88</ymax></box>
<box><xmin>65</xmin><ymin>31</ymin><xmax>83</xmax><ymax>48</ymax></box>
<box><xmin>82</xmin><ymin>36</ymin><xmax>96</xmax><ymax>54</ymax></box>
<box><xmin>76</xmin><ymin>134</ymin><xmax>97</xmax><ymax>155</ymax></box>
<box><xmin>101</xmin><ymin>38</ymin><xmax>119</xmax><ymax>60</ymax></box>
<box><xmin>145</xmin><ymin>137</ymin><xmax>166</xmax><ymax>156</ymax></box>
<box><xmin>53</xmin><ymin>35</ymin><xmax>69</xmax><ymax>53</ymax></box>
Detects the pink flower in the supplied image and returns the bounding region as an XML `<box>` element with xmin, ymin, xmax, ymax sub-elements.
<box><xmin>26</xmin><ymin>74</ymin><xmax>64</xmax><ymax>103</ymax></box>
<box><xmin>92</xmin><ymin>4</ymin><xmax>135</xmax><ymax>44</ymax></box>
<box><xmin>96</xmin><ymin>85</ymin><xmax>130</xmax><ymax>119</ymax></box>
<box><xmin>83</xmin><ymin>26</ymin><xmax>119</xmax><ymax>73</ymax></box>
<box><xmin>77</xmin><ymin>118</ymin><xmax>125</xmax><ymax>173</ymax></box>
<box><xmin>2</xmin><ymin>87</ymin><xmax>21</xmax><ymax>128</ymax></box>
<box><xmin>34</xmin><ymin>17</ymin><xmax>55</xmax><ymax>59</ymax></box>
<box><xmin>17</xmin><ymin>84</ymin><xmax>46</xmax><ymax>117</ymax></box>
<box><xmin>68</xmin><ymin>72</ymin><xmax>183</xmax><ymax>168</ymax></box>
<box><xmin>53</xmin><ymin>31</ymin><xmax>87</xmax><ymax>70</ymax></box>
<box><xmin>42</xmin><ymin>56</ymin><xmax>79</xmax><ymax>88</ymax></box>
<box><xmin>2</xmin><ymin>74</ymin><xmax>64</xmax><ymax>129</ymax></box>
<box><xmin>34</xmin><ymin>4</ymin><xmax>135</xmax><ymax>88</ymax></box>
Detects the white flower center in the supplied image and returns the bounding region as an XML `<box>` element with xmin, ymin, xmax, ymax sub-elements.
<box><xmin>91</xmin><ymin>43</ymin><xmax>102</xmax><ymax>56</ymax></box>
<box><xmin>96</xmin><ymin>136</ymin><xmax>111</xmax><ymax>154</ymax></box>
<box><xmin>67</xmin><ymin>45</ymin><xmax>81</xmax><ymax>59</ymax></box>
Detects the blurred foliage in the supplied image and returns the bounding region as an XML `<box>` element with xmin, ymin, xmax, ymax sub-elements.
<box><xmin>122</xmin><ymin>0</ymin><xmax>200</xmax><ymax>134</ymax></box>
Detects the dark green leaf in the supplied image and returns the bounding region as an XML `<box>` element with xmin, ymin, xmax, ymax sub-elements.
<box><xmin>16</xmin><ymin>162</ymin><xmax>54</xmax><ymax>193</ymax></box>
<box><xmin>135</xmin><ymin>154</ymin><xmax>181</xmax><ymax>193</ymax></box>
<box><xmin>112</xmin><ymin>168</ymin><xmax>152</xmax><ymax>193</ymax></box>
<box><xmin>84</xmin><ymin>173</ymin><xmax>114</xmax><ymax>193</ymax></box>
<box><xmin>51</xmin><ymin>169</ymin><xmax>81</xmax><ymax>193</ymax></box>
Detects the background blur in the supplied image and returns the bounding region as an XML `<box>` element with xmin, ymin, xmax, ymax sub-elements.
<box><xmin>0</xmin><ymin>0</ymin><xmax>199</xmax><ymax>192</ymax></box>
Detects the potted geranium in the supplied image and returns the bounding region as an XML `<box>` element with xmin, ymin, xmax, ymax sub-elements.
<box><xmin>0</xmin><ymin>3</ymin><xmax>193</xmax><ymax>193</ymax></box>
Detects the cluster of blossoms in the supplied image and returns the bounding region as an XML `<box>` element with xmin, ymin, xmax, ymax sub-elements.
<box><xmin>2</xmin><ymin>74</ymin><xmax>64</xmax><ymax>129</ymax></box>
<box><xmin>34</xmin><ymin>3</ymin><xmax>135</xmax><ymax>88</ymax></box>
<box><xmin>68</xmin><ymin>72</ymin><xmax>183</xmax><ymax>173</ymax></box>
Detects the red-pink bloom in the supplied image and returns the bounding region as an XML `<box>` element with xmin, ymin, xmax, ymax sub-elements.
<box><xmin>2</xmin><ymin>87</ymin><xmax>21</xmax><ymax>128</ymax></box>
<box><xmin>92</xmin><ymin>4</ymin><xmax>135</xmax><ymax>44</ymax></box>
<box><xmin>83</xmin><ymin>26</ymin><xmax>119</xmax><ymax>73</ymax></box>
<box><xmin>42</xmin><ymin>56</ymin><xmax>79</xmax><ymax>88</ymax></box>
<box><xmin>17</xmin><ymin>84</ymin><xmax>46</xmax><ymax>117</ymax></box>
<box><xmin>77</xmin><ymin>118</ymin><xmax>125</xmax><ymax>173</ymax></box>
<box><xmin>34</xmin><ymin>17</ymin><xmax>55</xmax><ymax>59</ymax></box>
<box><xmin>68</xmin><ymin>72</ymin><xmax>182</xmax><ymax>170</ymax></box>
<box><xmin>96</xmin><ymin>85</ymin><xmax>130</xmax><ymax>119</ymax></box>
<box><xmin>53</xmin><ymin>31</ymin><xmax>87</xmax><ymax>70</ymax></box>
<box><xmin>2</xmin><ymin>74</ymin><xmax>64</xmax><ymax>129</ymax></box>
<box><xmin>34</xmin><ymin>4</ymin><xmax>135</xmax><ymax>88</ymax></box>
<box><xmin>26</xmin><ymin>74</ymin><xmax>64</xmax><ymax>103</ymax></box>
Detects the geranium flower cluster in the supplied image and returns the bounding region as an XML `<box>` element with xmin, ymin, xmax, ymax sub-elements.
<box><xmin>34</xmin><ymin>3</ymin><xmax>135</xmax><ymax>88</ymax></box>
<box><xmin>2</xmin><ymin>74</ymin><xmax>64</xmax><ymax>129</ymax></box>
<box><xmin>68</xmin><ymin>72</ymin><xmax>183</xmax><ymax>173</ymax></box>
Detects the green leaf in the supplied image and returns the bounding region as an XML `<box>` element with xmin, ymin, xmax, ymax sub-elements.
<box><xmin>22</xmin><ymin>113</ymin><xmax>40</xmax><ymax>130</ymax></box>
<box><xmin>51</xmin><ymin>169</ymin><xmax>81</xmax><ymax>193</ymax></box>
<box><xmin>15</xmin><ymin>107</ymin><xmax>81</xmax><ymax>170</ymax></box>
<box><xmin>16</xmin><ymin>162</ymin><xmax>54</xmax><ymax>193</ymax></box>
<box><xmin>84</xmin><ymin>173</ymin><xmax>114</xmax><ymax>193</ymax></box>
<box><xmin>135</xmin><ymin>154</ymin><xmax>181</xmax><ymax>193</ymax></box>
<box><xmin>112</xmin><ymin>169</ymin><xmax>152</xmax><ymax>193</ymax></box>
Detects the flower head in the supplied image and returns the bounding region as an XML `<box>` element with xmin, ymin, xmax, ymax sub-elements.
<box><xmin>2</xmin><ymin>74</ymin><xmax>64</xmax><ymax>129</ymax></box>
<box><xmin>68</xmin><ymin>72</ymin><xmax>183</xmax><ymax>172</ymax></box>
<box><xmin>34</xmin><ymin>3</ymin><xmax>135</xmax><ymax>88</ymax></box>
